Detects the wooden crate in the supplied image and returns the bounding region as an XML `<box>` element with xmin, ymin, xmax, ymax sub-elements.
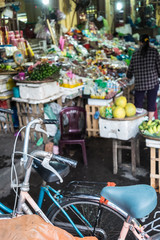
<box><xmin>16</xmin><ymin>101</ymin><xmax>47</xmax><ymax>143</ymax></box>
<box><xmin>0</xmin><ymin>99</ymin><xmax>14</xmax><ymax>133</ymax></box>
<box><xmin>85</xmin><ymin>105</ymin><xmax>100</xmax><ymax>137</ymax></box>
<box><xmin>123</xmin><ymin>84</ymin><xmax>135</xmax><ymax>103</ymax></box>
<box><xmin>150</xmin><ymin>147</ymin><xmax>160</xmax><ymax>193</ymax></box>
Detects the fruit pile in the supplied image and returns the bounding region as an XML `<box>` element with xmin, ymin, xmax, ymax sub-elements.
<box><xmin>139</xmin><ymin>120</ymin><xmax>160</xmax><ymax>137</ymax></box>
<box><xmin>28</xmin><ymin>63</ymin><xmax>60</xmax><ymax>81</ymax></box>
<box><xmin>0</xmin><ymin>64</ymin><xmax>15</xmax><ymax>71</ymax></box>
<box><xmin>99</xmin><ymin>96</ymin><xmax>137</xmax><ymax>119</ymax></box>
<box><xmin>112</xmin><ymin>96</ymin><xmax>136</xmax><ymax>119</ymax></box>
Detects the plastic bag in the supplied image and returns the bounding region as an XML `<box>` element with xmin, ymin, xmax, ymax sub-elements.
<box><xmin>34</xmin><ymin>17</ymin><xmax>50</xmax><ymax>40</ymax></box>
<box><xmin>48</xmin><ymin>102</ymin><xmax>62</xmax><ymax>120</ymax></box>
<box><xmin>0</xmin><ymin>214</ymin><xmax>98</xmax><ymax>240</ymax></box>
<box><xmin>44</xmin><ymin>104</ymin><xmax>58</xmax><ymax>137</ymax></box>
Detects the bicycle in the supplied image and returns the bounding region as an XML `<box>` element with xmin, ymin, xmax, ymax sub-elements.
<box><xmin>0</xmin><ymin>108</ymin><xmax>107</xmax><ymax>239</ymax></box>
<box><xmin>1</xmin><ymin>108</ymin><xmax>160</xmax><ymax>240</ymax></box>
<box><xmin>0</xmin><ymin>109</ymin><xmax>79</xmax><ymax>226</ymax></box>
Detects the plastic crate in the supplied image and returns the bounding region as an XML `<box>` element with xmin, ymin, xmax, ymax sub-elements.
<box><xmin>85</xmin><ymin>104</ymin><xmax>100</xmax><ymax>137</ymax></box>
<box><xmin>99</xmin><ymin>110</ymin><xmax>147</xmax><ymax>140</ymax></box>
<box><xmin>146</xmin><ymin>139</ymin><xmax>160</xmax><ymax>193</ymax></box>
<box><xmin>0</xmin><ymin>99</ymin><xmax>14</xmax><ymax>133</ymax></box>
<box><xmin>16</xmin><ymin>101</ymin><xmax>47</xmax><ymax>142</ymax></box>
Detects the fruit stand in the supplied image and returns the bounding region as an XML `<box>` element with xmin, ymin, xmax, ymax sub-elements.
<box><xmin>99</xmin><ymin>110</ymin><xmax>147</xmax><ymax>175</ymax></box>
<box><xmin>98</xmin><ymin>95</ymin><xmax>147</xmax><ymax>175</ymax></box>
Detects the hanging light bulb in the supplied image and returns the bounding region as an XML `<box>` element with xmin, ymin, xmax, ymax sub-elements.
<box><xmin>42</xmin><ymin>0</ymin><xmax>49</xmax><ymax>5</ymax></box>
<box><xmin>116</xmin><ymin>2</ymin><xmax>123</xmax><ymax>11</ymax></box>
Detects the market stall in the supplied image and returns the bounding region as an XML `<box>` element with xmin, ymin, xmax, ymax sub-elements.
<box><xmin>0</xmin><ymin>0</ymin><xmax>160</xmax><ymax>150</ymax></box>
<box><xmin>0</xmin><ymin>22</ymin><xmax>140</xmax><ymax>142</ymax></box>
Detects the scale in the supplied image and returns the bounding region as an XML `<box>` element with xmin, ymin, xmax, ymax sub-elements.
<box><xmin>13</xmin><ymin>50</ymin><xmax>25</xmax><ymax>66</ymax></box>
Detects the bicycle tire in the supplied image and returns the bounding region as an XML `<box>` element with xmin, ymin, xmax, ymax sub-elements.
<box><xmin>47</xmin><ymin>198</ymin><xmax>137</xmax><ymax>240</ymax></box>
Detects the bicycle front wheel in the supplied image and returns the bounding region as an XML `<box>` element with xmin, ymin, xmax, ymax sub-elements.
<box><xmin>47</xmin><ymin>198</ymin><xmax>136</xmax><ymax>240</ymax></box>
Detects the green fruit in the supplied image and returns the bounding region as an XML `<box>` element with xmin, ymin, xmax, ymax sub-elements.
<box><xmin>99</xmin><ymin>106</ymin><xmax>106</xmax><ymax>118</ymax></box>
<box><xmin>153</xmin><ymin>125</ymin><xmax>157</xmax><ymax>133</ymax></box>
<box><xmin>125</xmin><ymin>103</ymin><xmax>136</xmax><ymax>117</ymax></box>
<box><xmin>139</xmin><ymin>125</ymin><xmax>143</xmax><ymax>130</ymax></box>
<box><xmin>6</xmin><ymin>65</ymin><xmax>12</xmax><ymax>70</ymax></box>
<box><xmin>115</xmin><ymin>96</ymin><xmax>127</xmax><ymax>108</ymax></box>
<box><xmin>142</xmin><ymin>121</ymin><xmax>147</xmax><ymax>128</ymax></box>
<box><xmin>157</xmin><ymin>125</ymin><xmax>160</xmax><ymax>132</ymax></box>
<box><xmin>156</xmin><ymin>132</ymin><xmax>160</xmax><ymax>137</ymax></box>
<box><xmin>147</xmin><ymin>120</ymin><xmax>152</xmax><ymax>126</ymax></box>
<box><xmin>111</xmin><ymin>104</ymin><xmax>116</xmax><ymax>111</ymax></box>
<box><xmin>113</xmin><ymin>106</ymin><xmax>126</xmax><ymax>119</ymax></box>
<box><xmin>148</xmin><ymin>127</ymin><xmax>154</xmax><ymax>134</ymax></box>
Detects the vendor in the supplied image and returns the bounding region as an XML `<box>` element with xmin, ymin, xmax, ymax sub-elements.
<box><xmin>126</xmin><ymin>34</ymin><xmax>160</xmax><ymax>120</ymax></box>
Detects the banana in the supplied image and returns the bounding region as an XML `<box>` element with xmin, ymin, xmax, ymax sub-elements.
<box><xmin>157</xmin><ymin>125</ymin><xmax>160</xmax><ymax>132</ymax></box>
<box><xmin>147</xmin><ymin>120</ymin><xmax>152</xmax><ymax>126</ymax></box>
<box><xmin>155</xmin><ymin>120</ymin><xmax>160</xmax><ymax>124</ymax></box>
<box><xmin>142</xmin><ymin>121</ymin><xmax>147</xmax><ymax>128</ymax></box>
<box><xmin>148</xmin><ymin>127</ymin><xmax>154</xmax><ymax>134</ymax></box>
<box><xmin>153</xmin><ymin>125</ymin><xmax>157</xmax><ymax>133</ymax></box>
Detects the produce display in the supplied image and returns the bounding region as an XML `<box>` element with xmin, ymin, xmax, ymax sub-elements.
<box><xmin>139</xmin><ymin>120</ymin><xmax>160</xmax><ymax>138</ymax></box>
<box><xmin>83</xmin><ymin>79</ymin><xmax>121</xmax><ymax>99</ymax></box>
<box><xmin>59</xmin><ymin>70</ymin><xmax>83</xmax><ymax>88</ymax></box>
<box><xmin>99</xmin><ymin>96</ymin><xmax>137</xmax><ymax>119</ymax></box>
<box><xmin>27</xmin><ymin>63</ymin><xmax>60</xmax><ymax>81</ymax></box>
<box><xmin>0</xmin><ymin>63</ymin><xmax>25</xmax><ymax>72</ymax></box>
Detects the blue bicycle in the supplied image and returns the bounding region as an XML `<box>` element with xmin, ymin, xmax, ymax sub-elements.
<box><xmin>1</xmin><ymin>108</ymin><xmax>160</xmax><ymax>240</ymax></box>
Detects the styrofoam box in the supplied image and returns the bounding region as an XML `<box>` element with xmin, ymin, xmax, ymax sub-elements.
<box><xmin>88</xmin><ymin>98</ymin><xmax>113</xmax><ymax>106</ymax></box>
<box><xmin>18</xmin><ymin>82</ymin><xmax>60</xmax><ymax>100</ymax></box>
<box><xmin>99</xmin><ymin>115</ymin><xmax>146</xmax><ymax>140</ymax></box>
<box><xmin>146</xmin><ymin>139</ymin><xmax>160</xmax><ymax>148</ymax></box>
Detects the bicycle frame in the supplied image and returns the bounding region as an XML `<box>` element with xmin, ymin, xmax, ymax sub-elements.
<box><xmin>118</xmin><ymin>217</ymin><xmax>150</xmax><ymax>240</ymax></box>
<box><xmin>0</xmin><ymin>202</ymin><xmax>12</xmax><ymax>214</ymax></box>
<box><xmin>37</xmin><ymin>185</ymin><xmax>93</xmax><ymax>237</ymax></box>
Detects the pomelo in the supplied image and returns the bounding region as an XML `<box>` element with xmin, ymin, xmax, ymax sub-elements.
<box><xmin>125</xmin><ymin>103</ymin><xmax>136</xmax><ymax>117</ymax></box>
<box><xmin>113</xmin><ymin>106</ymin><xmax>126</xmax><ymax>119</ymax></box>
<box><xmin>115</xmin><ymin>96</ymin><xmax>127</xmax><ymax>108</ymax></box>
<box><xmin>111</xmin><ymin>104</ymin><xmax>116</xmax><ymax>111</ymax></box>
<box><xmin>99</xmin><ymin>106</ymin><xmax>106</xmax><ymax>118</ymax></box>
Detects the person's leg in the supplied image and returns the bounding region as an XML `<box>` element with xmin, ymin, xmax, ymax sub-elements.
<box><xmin>134</xmin><ymin>90</ymin><xmax>145</xmax><ymax>109</ymax></box>
<box><xmin>147</xmin><ymin>84</ymin><xmax>159</xmax><ymax>120</ymax></box>
<box><xmin>148</xmin><ymin>111</ymin><xmax>155</xmax><ymax>121</ymax></box>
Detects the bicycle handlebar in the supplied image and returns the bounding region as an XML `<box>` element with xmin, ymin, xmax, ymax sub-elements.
<box><xmin>0</xmin><ymin>108</ymin><xmax>14</xmax><ymax>114</ymax></box>
<box><xmin>24</xmin><ymin>150</ymin><xmax>77</xmax><ymax>184</ymax></box>
<box><xmin>23</xmin><ymin>118</ymin><xmax>77</xmax><ymax>170</ymax></box>
<box><xmin>52</xmin><ymin>154</ymin><xmax>78</xmax><ymax>168</ymax></box>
